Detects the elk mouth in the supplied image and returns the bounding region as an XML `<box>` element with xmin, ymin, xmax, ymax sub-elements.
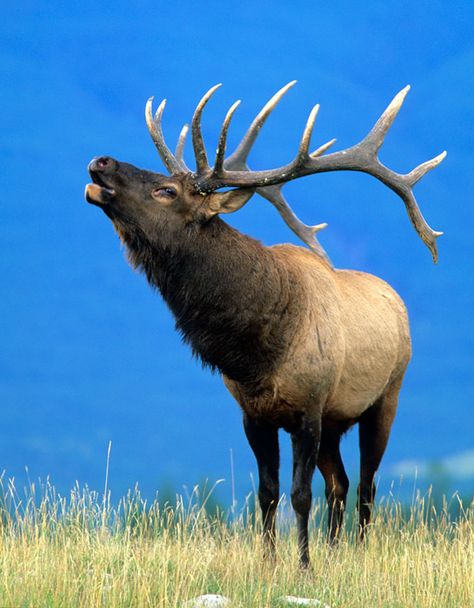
<box><xmin>85</xmin><ymin>171</ymin><xmax>116</xmax><ymax>206</ymax></box>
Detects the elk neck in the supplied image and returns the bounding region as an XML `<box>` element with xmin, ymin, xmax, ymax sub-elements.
<box><xmin>117</xmin><ymin>216</ymin><xmax>296</xmax><ymax>385</ymax></box>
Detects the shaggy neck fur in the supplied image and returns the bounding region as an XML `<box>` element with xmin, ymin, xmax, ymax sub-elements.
<box><xmin>114</xmin><ymin>216</ymin><xmax>294</xmax><ymax>385</ymax></box>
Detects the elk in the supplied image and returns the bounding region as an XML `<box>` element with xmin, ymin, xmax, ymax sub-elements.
<box><xmin>85</xmin><ymin>82</ymin><xmax>445</xmax><ymax>567</ymax></box>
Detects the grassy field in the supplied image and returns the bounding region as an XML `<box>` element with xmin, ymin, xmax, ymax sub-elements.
<box><xmin>0</xmin><ymin>479</ymin><xmax>472</xmax><ymax>608</ymax></box>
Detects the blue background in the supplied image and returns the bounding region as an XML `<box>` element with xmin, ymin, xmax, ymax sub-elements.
<box><xmin>1</xmin><ymin>1</ymin><xmax>473</xmax><ymax>503</ymax></box>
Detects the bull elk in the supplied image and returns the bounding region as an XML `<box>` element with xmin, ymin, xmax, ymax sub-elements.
<box><xmin>85</xmin><ymin>82</ymin><xmax>445</xmax><ymax>567</ymax></box>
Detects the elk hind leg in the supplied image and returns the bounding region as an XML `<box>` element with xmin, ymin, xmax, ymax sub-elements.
<box><xmin>317</xmin><ymin>428</ymin><xmax>349</xmax><ymax>543</ymax></box>
<box><xmin>358</xmin><ymin>379</ymin><xmax>402</xmax><ymax>538</ymax></box>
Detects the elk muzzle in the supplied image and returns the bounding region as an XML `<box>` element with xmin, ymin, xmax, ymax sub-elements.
<box><xmin>85</xmin><ymin>156</ymin><xmax>117</xmax><ymax>205</ymax></box>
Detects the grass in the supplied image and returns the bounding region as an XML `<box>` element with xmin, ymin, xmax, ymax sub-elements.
<box><xmin>0</xmin><ymin>477</ymin><xmax>472</xmax><ymax>608</ymax></box>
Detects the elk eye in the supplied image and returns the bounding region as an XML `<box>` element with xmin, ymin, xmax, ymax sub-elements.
<box><xmin>153</xmin><ymin>186</ymin><xmax>177</xmax><ymax>199</ymax></box>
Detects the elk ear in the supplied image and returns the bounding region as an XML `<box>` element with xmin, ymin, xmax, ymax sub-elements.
<box><xmin>205</xmin><ymin>188</ymin><xmax>255</xmax><ymax>216</ymax></box>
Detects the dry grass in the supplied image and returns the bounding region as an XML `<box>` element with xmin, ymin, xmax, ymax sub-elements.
<box><xmin>0</xmin><ymin>479</ymin><xmax>472</xmax><ymax>608</ymax></box>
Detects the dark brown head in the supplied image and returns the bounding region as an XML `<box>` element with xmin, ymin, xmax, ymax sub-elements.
<box><xmin>85</xmin><ymin>155</ymin><xmax>254</xmax><ymax>243</ymax></box>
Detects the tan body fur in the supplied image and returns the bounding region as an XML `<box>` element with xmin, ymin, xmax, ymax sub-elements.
<box><xmin>224</xmin><ymin>245</ymin><xmax>411</xmax><ymax>432</ymax></box>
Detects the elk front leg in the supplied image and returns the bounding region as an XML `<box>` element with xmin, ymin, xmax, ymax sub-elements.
<box><xmin>243</xmin><ymin>413</ymin><xmax>280</xmax><ymax>557</ymax></box>
<box><xmin>291</xmin><ymin>415</ymin><xmax>321</xmax><ymax>568</ymax></box>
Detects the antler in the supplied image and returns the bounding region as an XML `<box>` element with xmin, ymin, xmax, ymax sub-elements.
<box><xmin>146</xmin><ymin>84</ymin><xmax>446</xmax><ymax>263</ymax></box>
<box><xmin>223</xmin><ymin>82</ymin><xmax>330</xmax><ymax>262</ymax></box>
<box><xmin>145</xmin><ymin>97</ymin><xmax>188</xmax><ymax>173</ymax></box>
<box><xmin>175</xmin><ymin>124</ymin><xmax>190</xmax><ymax>171</ymax></box>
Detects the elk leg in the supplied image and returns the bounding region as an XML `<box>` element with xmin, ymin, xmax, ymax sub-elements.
<box><xmin>358</xmin><ymin>379</ymin><xmax>401</xmax><ymax>538</ymax></box>
<box><xmin>290</xmin><ymin>416</ymin><xmax>321</xmax><ymax>568</ymax></box>
<box><xmin>317</xmin><ymin>429</ymin><xmax>349</xmax><ymax>543</ymax></box>
<box><xmin>243</xmin><ymin>413</ymin><xmax>280</xmax><ymax>556</ymax></box>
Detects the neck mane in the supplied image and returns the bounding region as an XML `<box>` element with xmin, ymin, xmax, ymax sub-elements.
<box><xmin>117</xmin><ymin>217</ymin><xmax>293</xmax><ymax>385</ymax></box>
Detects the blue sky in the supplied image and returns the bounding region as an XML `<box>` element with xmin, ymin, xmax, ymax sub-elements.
<box><xmin>1</xmin><ymin>1</ymin><xmax>473</xmax><ymax>502</ymax></box>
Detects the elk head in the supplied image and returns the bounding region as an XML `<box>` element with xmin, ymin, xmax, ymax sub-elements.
<box><xmin>85</xmin><ymin>156</ymin><xmax>254</xmax><ymax>246</ymax></box>
<box><xmin>86</xmin><ymin>82</ymin><xmax>445</xmax><ymax>262</ymax></box>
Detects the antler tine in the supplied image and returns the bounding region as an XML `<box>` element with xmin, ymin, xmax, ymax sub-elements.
<box><xmin>258</xmin><ymin>185</ymin><xmax>331</xmax><ymax>264</ymax></box>
<box><xmin>311</xmin><ymin>138</ymin><xmax>337</xmax><ymax>158</ymax></box>
<box><xmin>175</xmin><ymin>124</ymin><xmax>190</xmax><ymax>171</ymax></box>
<box><xmin>363</xmin><ymin>85</ymin><xmax>410</xmax><ymax>153</ymax></box>
<box><xmin>397</xmin><ymin>189</ymin><xmax>444</xmax><ymax>261</ymax></box>
<box><xmin>406</xmin><ymin>151</ymin><xmax>447</xmax><ymax>186</ymax></box>
<box><xmin>226</xmin><ymin>80</ymin><xmax>297</xmax><ymax>167</ymax></box>
<box><xmin>213</xmin><ymin>100</ymin><xmax>241</xmax><ymax>174</ymax></box>
<box><xmin>296</xmin><ymin>104</ymin><xmax>320</xmax><ymax>164</ymax></box>
<box><xmin>145</xmin><ymin>97</ymin><xmax>185</xmax><ymax>174</ymax></box>
<box><xmin>191</xmin><ymin>83</ymin><xmax>222</xmax><ymax>176</ymax></box>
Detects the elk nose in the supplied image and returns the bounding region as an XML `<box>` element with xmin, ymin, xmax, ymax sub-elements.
<box><xmin>88</xmin><ymin>156</ymin><xmax>115</xmax><ymax>172</ymax></box>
